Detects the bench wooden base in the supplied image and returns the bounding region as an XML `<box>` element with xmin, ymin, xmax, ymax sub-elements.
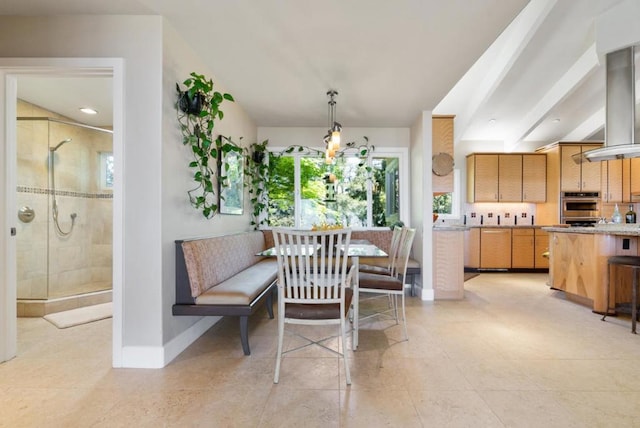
<box><xmin>172</xmin><ymin>281</ymin><xmax>276</xmax><ymax>355</ymax></box>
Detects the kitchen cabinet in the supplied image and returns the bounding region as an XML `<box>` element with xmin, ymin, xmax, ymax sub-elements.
<box><xmin>480</xmin><ymin>228</ymin><xmax>512</xmax><ymax>269</ymax></box>
<box><xmin>466</xmin><ymin>153</ymin><xmax>546</xmax><ymax>203</ymax></box>
<box><xmin>432</xmin><ymin>115</ymin><xmax>454</xmax><ymax>194</ymax></box>
<box><xmin>601</xmin><ymin>159</ymin><xmax>631</xmax><ymax>203</ymax></box>
<box><xmin>498</xmin><ymin>154</ymin><xmax>523</xmax><ymax>202</ymax></box>
<box><xmin>534</xmin><ymin>229</ymin><xmax>549</xmax><ymax>269</ymax></box>
<box><xmin>467</xmin><ymin>154</ymin><xmax>499</xmax><ymax>202</ymax></box>
<box><xmin>630</xmin><ymin>158</ymin><xmax>640</xmax><ymax>196</ymax></box>
<box><xmin>512</xmin><ymin>228</ymin><xmax>535</xmax><ymax>268</ymax></box>
<box><xmin>560</xmin><ymin>144</ymin><xmax>602</xmax><ymax>192</ymax></box>
<box><xmin>464</xmin><ymin>228</ymin><xmax>480</xmax><ymax>269</ymax></box>
<box><xmin>522</xmin><ymin>154</ymin><xmax>546</xmax><ymax>202</ymax></box>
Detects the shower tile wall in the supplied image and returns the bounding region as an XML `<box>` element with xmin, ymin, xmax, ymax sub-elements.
<box><xmin>16</xmin><ymin>100</ymin><xmax>113</xmax><ymax>300</ymax></box>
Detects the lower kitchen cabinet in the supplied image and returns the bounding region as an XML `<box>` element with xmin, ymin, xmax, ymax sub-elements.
<box><xmin>480</xmin><ymin>228</ymin><xmax>512</xmax><ymax>269</ymax></box>
<box><xmin>512</xmin><ymin>228</ymin><xmax>535</xmax><ymax>268</ymax></box>
<box><xmin>464</xmin><ymin>227</ymin><xmax>550</xmax><ymax>271</ymax></box>
<box><xmin>464</xmin><ymin>228</ymin><xmax>480</xmax><ymax>269</ymax></box>
<box><xmin>534</xmin><ymin>229</ymin><xmax>549</xmax><ymax>268</ymax></box>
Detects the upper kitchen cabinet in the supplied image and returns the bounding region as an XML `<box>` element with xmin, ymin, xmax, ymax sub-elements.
<box><xmin>432</xmin><ymin>115</ymin><xmax>454</xmax><ymax>194</ymax></box>
<box><xmin>522</xmin><ymin>154</ymin><xmax>546</xmax><ymax>202</ymax></box>
<box><xmin>466</xmin><ymin>153</ymin><xmax>546</xmax><ymax>203</ymax></box>
<box><xmin>467</xmin><ymin>154</ymin><xmax>499</xmax><ymax>202</ymax></box>
<box><xmin>601</xmin><ymin>159</ymin><xmax>631</xmax><ymax>203</ymax></box>
<box><xmin>560</xmin><ymin>144</ymin><xmax>602</xmax><ymax>192</ymax></box>
<box><xmin>498</xmin><ymin>154</ymin><xmax>523</xmax><ymax>202</ymax></box>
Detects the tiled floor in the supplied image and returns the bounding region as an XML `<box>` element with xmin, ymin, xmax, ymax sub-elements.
<box><xmin>2</xmin><ymin>273</ymin><xmax>640</xmax><ymax>427</ymax></box>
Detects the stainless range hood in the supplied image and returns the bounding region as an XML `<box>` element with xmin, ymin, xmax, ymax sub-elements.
<box><xmin>576</xmin><ymin>46</ymin><xmax>637</xmax><ymax>163</ymax></box>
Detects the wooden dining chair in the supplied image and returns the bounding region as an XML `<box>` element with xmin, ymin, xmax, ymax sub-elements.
<box><xmin>357</xmin><ymin>227</ymin><xmax>416</xmax><ymax>341</ymax></box>
<box><xmin>272</xmin><ymin>227</ymin><xmax>354</xmax><ymax>385</ymax></box>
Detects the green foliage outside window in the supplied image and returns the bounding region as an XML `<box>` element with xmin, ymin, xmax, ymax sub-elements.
<box><xmin>433</xmin><ymin>193</ymin><xmax>453</xmax><ymax>214</ymax></box>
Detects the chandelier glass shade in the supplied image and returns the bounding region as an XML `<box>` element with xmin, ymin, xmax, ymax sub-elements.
<box><xmin>325</xmin><ymin>90</ymin><xmax>342</xmax><ymax>163</ymax></box>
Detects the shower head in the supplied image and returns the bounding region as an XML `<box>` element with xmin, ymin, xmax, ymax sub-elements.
<box><xmin>50</xmin><ymin>138</ymin><xmax>72</xmax><ymax>152</ymax></box>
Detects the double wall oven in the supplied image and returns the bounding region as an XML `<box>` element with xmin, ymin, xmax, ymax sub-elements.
<box><xmin>560</xmin><ymin>192</ymin><xmax>601</xmax><ymax>226</ymax></box>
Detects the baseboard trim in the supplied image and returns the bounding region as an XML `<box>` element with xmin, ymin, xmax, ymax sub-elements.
<box><xmin>118</xmin><ymin>316</ymin><xmax>219</xmax><ymax>368</ymax></box>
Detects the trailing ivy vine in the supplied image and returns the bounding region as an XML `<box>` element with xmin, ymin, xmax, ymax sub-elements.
<box><xmin>176</xmin><ymin>72</ymin><xmax>235</xmax><ymax>219</ymax></box>
<box><xmin>241</xmin><ymin>137</ymin><xmax>375</xmax><ymax>229</ymax></box>
<box><xmin>243</xmin><ymin>140</ymin><xmax>270</xmax><ymax>230</ymax></box>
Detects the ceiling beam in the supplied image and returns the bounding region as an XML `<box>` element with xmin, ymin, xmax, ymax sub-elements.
<box><xmin>435</xmin><ymin>0</ymin><xmax>557</xmax><ymax>146</ymax></box>
<box><xmin>505</xmin><ymin>44</ymin><xmax>600</xmax><ymax>151</ymax></box>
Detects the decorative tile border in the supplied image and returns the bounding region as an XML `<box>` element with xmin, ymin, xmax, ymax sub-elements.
<box><xmin>17</xmin><ymin>185</ymin><xmax>113</xmax><ymax>199</ymax></box>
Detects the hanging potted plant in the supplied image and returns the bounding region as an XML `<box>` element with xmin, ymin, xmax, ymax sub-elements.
<box><xmin>176</xmin><ymin>72</ymin><xmax>235</xmax><ymax>219</ymax></box>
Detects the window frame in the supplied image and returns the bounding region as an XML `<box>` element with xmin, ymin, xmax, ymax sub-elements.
<box><xmin>264</xmin><ymin>146</ymin><xmax>409</xmax><ymax>230</ymax></box>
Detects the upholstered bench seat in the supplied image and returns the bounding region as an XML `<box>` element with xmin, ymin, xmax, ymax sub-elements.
<box><xmin>173</xmin><ymin>231</ymin><xmax>278</xmax><ymax>355</ymax></box>
<box><xmin>196</xmin><ymin>260</ymin><xmax>278</xmax><ymax>305</ymax></box>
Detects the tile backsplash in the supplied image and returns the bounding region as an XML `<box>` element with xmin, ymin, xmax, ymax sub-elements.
<box><xmin>462</xmin><ymin>203</ymin><xmax>537</xmax><ymax>226</ymax></box>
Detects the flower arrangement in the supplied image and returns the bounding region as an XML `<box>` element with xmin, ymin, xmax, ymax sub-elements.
<box><xmin>311</xmin><ymin>222</ymin><xmax>343</xmax><ymax>231</ymax></box>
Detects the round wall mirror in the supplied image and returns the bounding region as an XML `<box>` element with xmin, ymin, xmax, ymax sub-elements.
<box><xmin>432</xmin><ymin>152</ymin><xmax>454</xmax><ymax>176</ymax></box>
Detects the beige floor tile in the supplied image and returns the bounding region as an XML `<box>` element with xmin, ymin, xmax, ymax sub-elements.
<box><xmin>5</xmin><ymin>272</ymin><xmax>640</xmax><ymax>426</ymax></box>
<box><xmin>339</xmin><ymin>388</ymin><xmax>422</xmax><ymax>427</ymax></box>
<box><xmin>480</xmin><ymin>390</ymin><xmax>586</xmax><ymax>428</ymax></box>
<box><xmin>411</xmin><ymin>389</ymin><xmax>505</xmax><ymax>427</ymax></box>
<box><xmin>259</xmin><ymin>388</ymin><xmax>339</xmax><ymax>428</ymax></box>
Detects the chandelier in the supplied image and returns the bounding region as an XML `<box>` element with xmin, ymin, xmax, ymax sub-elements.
<box><xmin>324</xmin><ymin>90</ymin><xmax>342</xmax><ymax>163</ymax></box>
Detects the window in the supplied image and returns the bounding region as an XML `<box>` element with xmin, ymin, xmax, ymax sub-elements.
<box><xmin>99</xmin><ymin>152</ymin><xmax>114</xmax><ymax>190</ymax></box>
<box><xmin>265</xmin><ymin>148</ymin><xmax>407</xmax><ymax>229</ymax></box>
<box><xmin>432</xmin><ymin>168</ymin><xmax>460</xmax><ymax>218</ymax></box>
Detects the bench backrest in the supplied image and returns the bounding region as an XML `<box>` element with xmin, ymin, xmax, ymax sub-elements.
<box><xmin>179</xmin><ymin>231</ymin><xmax>267</xmax><ymax>298</ymax></box>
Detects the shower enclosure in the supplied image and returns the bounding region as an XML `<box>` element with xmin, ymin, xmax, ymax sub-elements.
<box><xmin>16</xmin><ymin>100</ymin><xmax>113</xmax><ymax>315</ymax></box>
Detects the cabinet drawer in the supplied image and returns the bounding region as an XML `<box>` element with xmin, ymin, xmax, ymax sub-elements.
<box><xmin>512</xmin><ymin>228</ymin><xmax>534</xmax><ymax>237</ymax></box>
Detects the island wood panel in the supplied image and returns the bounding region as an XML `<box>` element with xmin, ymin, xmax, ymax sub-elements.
<box><xmin>549</xmin><ymin>232</ymin><xmax>615</xmax><ymax>313</ymax></box>
<box><xmin>432</xmin><ymin>116</ymin><xmax>454</xmax><ymax>194</ymax></box>
<box><xmin>498</xmin><ymin>154</ymin><xmax>523</xmax><ymax>202</ymax></box>
<box><xmin>433</xmin><ymin>230</ymin><xmax>464</xmax><ymax>299</ymax></box>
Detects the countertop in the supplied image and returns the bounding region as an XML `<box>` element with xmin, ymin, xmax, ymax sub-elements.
<box><xmin>543</xmin><ymin>224</ymin><xmax>640</xmax><ymax>236</ymax></box>
<box><xmin>432</xmin><ymin>225</ymin><xmax>470</xmax><ymax>231</ymax></box>
<box><xmin>462</xmin><ymin>224</ymin><xmax>548</xmax><ymax>229</ymax></box>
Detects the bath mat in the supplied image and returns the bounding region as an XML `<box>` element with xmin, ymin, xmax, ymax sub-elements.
<box><xmin>44</xmin><ymin>302</ymin><xmax>112</xmax><ymax>329</ymax></box>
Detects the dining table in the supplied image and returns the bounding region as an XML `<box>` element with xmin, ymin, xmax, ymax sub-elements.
<box><xmin>258</xmin><ymin>238</ymin><xmax>387</xmax><ymax>350</ymax></box>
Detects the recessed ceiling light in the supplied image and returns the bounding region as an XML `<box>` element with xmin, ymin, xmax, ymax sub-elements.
<box><xmin>488</xmin><ymin>118</ymin><xmax>497</xmax><ymax>125</ymax></box>
<box><xmin>79</xmin><ymin>107</ymin><xmax>98</xmax><ymax>115</ymax></box>
<box><xmin>552</xmin><ymin>118</ymin><xmax>561</xmax><ymax>123</ymax></box>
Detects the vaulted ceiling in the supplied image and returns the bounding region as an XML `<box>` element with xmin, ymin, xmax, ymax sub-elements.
<box><xmin>4</xmin><ymin>0</ymin><xmax>638</xmax><ymax>150</ymax></box>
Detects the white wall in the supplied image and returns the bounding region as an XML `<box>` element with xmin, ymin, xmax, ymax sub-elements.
<box><xmin>0</xmin><ymin>15</ymin><xmax>258</xmax><ymax>367</ymax></box>
<box><xmin>161</xmin><ymin>22</ymin><xmax>257</xmax><ymax>351</ymax></box>
<box><xmin>410</xmin><ymin>112</ymin><xmax>433</xmax><ymax>301</ymax></box>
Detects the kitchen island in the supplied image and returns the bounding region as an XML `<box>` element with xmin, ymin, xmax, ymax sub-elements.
<box><xmin>544</xmin><ymin>224</ymin><xmax>640</xmax><ymax>314</ymax></box>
